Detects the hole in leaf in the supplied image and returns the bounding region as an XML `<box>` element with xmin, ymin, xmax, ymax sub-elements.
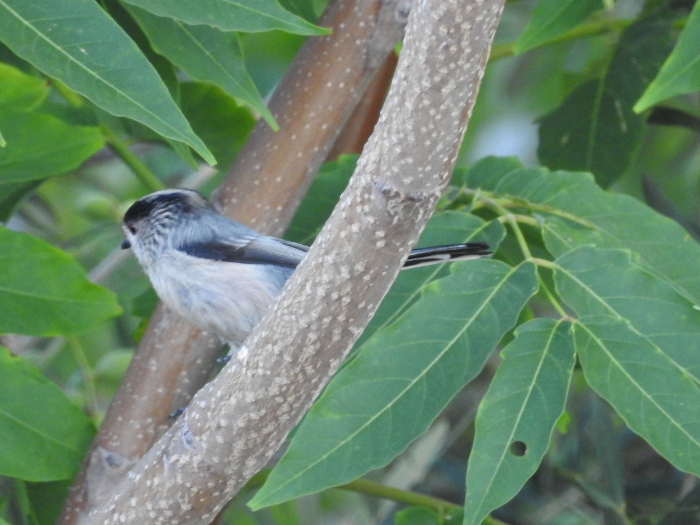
<box><xmin>509</xmin><ymin>440</ymin><xmax>527</xmax><ymax>457</ymax></box>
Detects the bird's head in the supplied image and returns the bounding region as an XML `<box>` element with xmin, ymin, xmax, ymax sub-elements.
<box><xmin>121</xmin><ymin>189</ymin><xmax>210</xmax><ymax>264</ymax></box>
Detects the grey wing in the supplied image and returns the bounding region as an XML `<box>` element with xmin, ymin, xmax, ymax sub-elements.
<box><xmin>180</xmin><ymin>235</ymin><xmax>307</xmax><ymax>269</ymax></box>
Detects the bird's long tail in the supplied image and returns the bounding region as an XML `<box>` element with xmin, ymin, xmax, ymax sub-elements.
<box><xmin>403</xmin><ymin>242</ymin><xmax>491</xmax><ymax>269</ymax></box>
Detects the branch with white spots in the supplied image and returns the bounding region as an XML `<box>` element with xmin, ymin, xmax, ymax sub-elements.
<box><xmin>81</xmin><ymin>0</ymin><xmax>505</xmax><ymax>522</ymax></box>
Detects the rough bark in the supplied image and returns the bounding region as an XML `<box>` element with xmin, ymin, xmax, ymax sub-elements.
<box><xmin>57</xmin><ymin>1</ymin><xmax>407</xmax><ymax>523</ymax></box>
<box><xmin>80</xmin><ymin>0</ymin><xmax>505</xmax><ymax>522</ymax></box>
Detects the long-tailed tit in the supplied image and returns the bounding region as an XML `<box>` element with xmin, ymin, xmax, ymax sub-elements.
<box><xmin>121</xmin><ymin>189</ymin><xmax>491</xmax><ymax>353</ymax></box>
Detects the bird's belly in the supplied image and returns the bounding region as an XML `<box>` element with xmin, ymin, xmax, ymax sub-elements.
<box><xmin>147</xmin><ymin>254</ymin><xmax>283</xmax><ymax>349</ymax></box>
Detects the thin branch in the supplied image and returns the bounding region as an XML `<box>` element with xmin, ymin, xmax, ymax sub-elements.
<box><xmin>82</xmin><ymin>0</ymin><xmax>505</xmax><ymax>522</ymax></box>
<box><xmin>103</xmin><ymin>132</ymin><xmax>163</xmax><ymax>193</ymax></box>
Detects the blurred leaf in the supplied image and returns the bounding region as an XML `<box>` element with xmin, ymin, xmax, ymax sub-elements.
<box><xmin>0</xmin><ymin>66</ymin><xmax>101</xmax><ymax>218</ymax></box>
<box><xmin>464</xmin><ymin>318</ymin><xmax>575</xmax><ymax>525</ymax></box>
<box><xmin>0</xmin><ymin>0</ymin><xmax>214</xmax><ymax>164</ymax></box>
<box><xmin>459</xmin><ymin>157</ymin><xmax>700</xmax><ymax>305</ymax></box>
<box><xmin>0</xmin><ymin>62</ymin><xmax>48</xmax><ymax>110</ymax></box>
<box><xmin>127</xmin><ymin>6</ymin><xmax>275</xmax><ymax>127</ymax></box>
<box><xmin>356</xmin><ymin>212</ymin><xmax>506</xmax><ymax>347</ymax></box>
<box><xmin>26</xmin><ymin>480</ymin><xmax>71</xmax><ymax>525</ymax></box>
<box><xmin>249</xmin><ymin>261</ymin><xmax>538</xmax><ymax>509</ymax></box>
<box><xmin>395</xmin><ymin>506</ymin><xmax>441</xmax><ymax>525</ymax></box>
<box><xmin>538</xmin><ymin>13</ymin><xmax>674</xmax><ymax>187</ymax></box>
<box><xmin>285</xmin><ymin>154</ymin><xmax>358</xmax><ymax>244</ymax></box>
<box><xmin>129</xmin><ymin>287</ymin><xmax>159</xmax><ymax>319</ymax></box>
<box><xmin>0</xmin><ymin>111</ymin><xmax>103</xmax><ymax>183</ymax></box>
<box><xmin>657</xmin><ymin>482</ymin><xmax>700</xmax><ymax>525</ymax></box>
<box><xmin>277</xmin><ymin>0</ymin><xmax>317</xmax><ymax>22</ymax></box>
<box><xmin>554</xmin><ymin>247</ymin><xmax>700</xmax><ymax>476</ymax></box>
<box><xmin>180</xmin><ymin>82</ymin><xmax>256</xmax><ymax>172</ymax></box>
<box><xmin>94</xmin><ymin>350</ymin><xmax>134</xmax><ymax>384</ymax></box>
<box><xmin>0</xmin><ymin>180</ymin><xmax>42</xmax><ymax>221</ymax></box>
<box><xmin>514</xmin><ymin>0</ymin><xmax>603</xmax><ymax>54</ymax></box>
<box><xmin>636</xmin><ymin>2</ymin><xmax>700</xmax><ymax>111</ymax></box>
<box><xmin>0</xmin><ymin>228</ymin><xmax>123</xmax><ymax>336</ymax></box>
<box><xmin>120</xmin><ymin>0</ymin><xmax>327</xmax><ymax>35</ymax></box>
<box><xmin>0</xmin><ymin>347</ymin><xmax>95</xmax><ymax>481</ymax></box>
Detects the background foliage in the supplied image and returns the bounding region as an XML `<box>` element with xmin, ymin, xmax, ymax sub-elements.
<box><xmin>1</xmin><ymin>0</ymin><xmax>700</xmax><ymax>524</ymax></box>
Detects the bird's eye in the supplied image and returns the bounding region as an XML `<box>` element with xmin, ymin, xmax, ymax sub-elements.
<box><xmin>128</xmin><ymin>225</ymin><xmax>137</xmax><ymax>234</ymax></box>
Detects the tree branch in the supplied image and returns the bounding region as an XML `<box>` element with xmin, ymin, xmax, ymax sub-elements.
<box><xmin>80</xmin><ymin>0</ymin><xmax>505</xmax><ymax>522</ymax></box>
<box><xmin>57</xmin><ymin>0</ymin><xmax>407</xmax><ymax>523</ymax></box>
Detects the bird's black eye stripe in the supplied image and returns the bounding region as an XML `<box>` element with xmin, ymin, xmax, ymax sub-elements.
<box><xmin>123</xmin><ymin>193</ymin><xmax>194</xmax><ymax>224</ymax></box>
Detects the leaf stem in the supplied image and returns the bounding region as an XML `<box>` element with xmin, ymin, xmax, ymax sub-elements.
<box><xmin>103</xmin><ymin>131</ymin><xmax>164</xmax><ymax>192</ymax></box>
<box><xmin>51</xmin><ymin>78</ymin><xmax>84</xmax><ymax>108</ymax></box>
<box><xmin>67</xmin><ymin>337</ymin><xmax>99</xmax><ymax>419</ymax></box>
<box><xmin>490</xmin><ymin>15</ymin><xmax>686</xmax><ymax>62</ymax></box>
<box><xmin>338</xmin><ymin>478</ymin><xmax>461</xmax><ymax>513</ymax></box>
<box><xmin>536</xmin><ymin>271</ymin><xmax>569</xmax><ymax>318</ymax></box>
<box><xmin>247</xmin><ymin>471</ymin><xmax>510</xmax><ymax>525</ymax></box>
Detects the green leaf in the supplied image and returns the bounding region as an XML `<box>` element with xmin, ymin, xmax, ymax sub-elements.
<box><xmin>537</xmin><ymin>13</ymin><xmax>674</xmax><ymax>187</ymax></box>
<box><xmin>0</xmin><ymin>180</ymin><xmax>42</xmax><ymax>221</ymax></box>
<box><xmin>554</xmin><ymin>247</ymin><xmax>700</xmax><ymax>476</ymax></box>
<box><xmin>514</xmin><ymin>0</ymin><xmax>603</xmax><ymax>54</ymax></box>
<box><xmin>395</xmin><ymin>507</ymin><xmax>442</xmax><ymax>525</ymax></box>
<box><xmin>555</xmin><ymin>247</ymin><xmax>700</xmax><ymax>387</ymax></box>
<box><xmin>26</xmin><ymin>480</ymin><xmax>71</xmax><ymax>525</ymax></box>
<box><xmin>0</xmin><ymin>0</ymin><xmax>214</xmax><ymax>164</ymax></box>
<box><xmin>284</xmin><ymin>155</ymin><xmax>358</xmax><ymax>244</ymax></box>
<box><xmin>356</xmin><ymin>213</ymin><xmax>506</xmax><ymax>348</ymax></box>
<box><xmin>127</xmin><ymin>6</ymin><xmax>275</xmax><ymax>128</ymax></box>
<box><xmin>0</xmin><ymin>347</ymin><xmax>95</xmax><ymax>481</ymax></box>
<box><xmin>464</xmin><ymin>318</ymin><xmax>575</xmax><ymax>525</ymax></box>
<box><xmin>120</xmin><ymin>0</ymin><xmax>327</xmax><ymax>35</ymax></box>
<box><xmin>0</xmin><ymin>103</ymin><xmax>108</xmax><ymax>240</ymax></box>
<box><xmin>635</xmin><ymin>2</ymin><xmax>700</xmax><ymax>112</ymax></box>
<box><xmin>277</xmin><ymin>0</ymin><xmax>317</xmax><ymax>23</ymax></box>
<box><xmin>0</xmin><ymin>62</ymin><xmax>49</xmax><ymax>110</ymax></box>
<box><xmin>458</xmin><ymin>157</ymin><xmax>700</xmax><ymax>305</ymax></box>
<box><xmin>573</xmin><ymin>316</ymin><xmax>700</xmax><ymax>478</ymax></box>
<box><xmin>180</xmin><ymin>82</ymin><xmax>256</xmax><ymax>171</ymax></box>
<box><xmin>0</xmin><ymin>228</ymin><xmax>123</xmax><ymax>336</ymax></box>
<box><xmin>0</xmin><ymin>111</ymin><xmax>103</xmax><ymax>183</ymax></box>
<box><xmin>249</xmin><ymin>261</ymin><xmax>538</xmax><ymax>509</ymax></box>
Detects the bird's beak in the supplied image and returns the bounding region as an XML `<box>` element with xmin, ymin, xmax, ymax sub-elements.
<box><xmin>121</xmin><ymin>239</ymin><xmax>131</xmax><ymax>250</ymax></box>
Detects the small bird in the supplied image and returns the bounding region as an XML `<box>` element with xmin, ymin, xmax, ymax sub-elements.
<box><xmin>122</xmin><ymin>189</ymin><xmax>491</xmax><ymax>354</ymax></box>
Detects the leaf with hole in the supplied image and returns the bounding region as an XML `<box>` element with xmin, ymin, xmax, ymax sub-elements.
<box><xmin>249</xmin><ymin>260</ymin><xmax>538</xmax><ymax>509</ymax></box>
<box><xmin>463</xmin><ymin>318</ymin><xmax>575</xmax><ymax>525</ymax></box>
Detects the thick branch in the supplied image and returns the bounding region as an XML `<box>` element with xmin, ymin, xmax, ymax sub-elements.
<box><xmin>81</xmin><ymin>0</ymin><xmax>504</xmax><ymax>522</ymax></box>
<box><xmin>57</xmin><ymin>1</ymin><xmax>407</xmax><ymax>523</ymax></box>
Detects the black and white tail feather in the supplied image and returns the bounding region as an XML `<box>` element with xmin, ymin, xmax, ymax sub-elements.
<box><xmin>403</xmin><ymin>242</ymin><xmax>491</xmax><ymax>269</ymax></box>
